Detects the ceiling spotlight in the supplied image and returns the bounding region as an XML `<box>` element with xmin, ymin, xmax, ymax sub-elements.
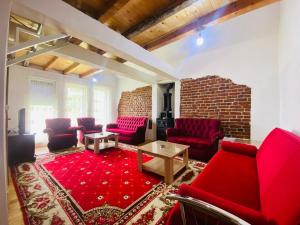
<box><xmin>92</xmin><ymin>78</ymin><xmax>97</xmax><ymax>83</ymax></box>
<box><xmin>196</xmin><ymin>32</ymin><xmax>204</xmax><ymax>46</ymax></box>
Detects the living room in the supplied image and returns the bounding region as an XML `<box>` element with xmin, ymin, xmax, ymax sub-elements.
<box><xmin>1</xmin><ymin>0</ymin><xmax>300</xmax><ymax>225</ymax></box>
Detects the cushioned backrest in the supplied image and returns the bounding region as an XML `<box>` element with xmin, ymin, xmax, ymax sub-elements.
<box><xmin>117</xmin><ymin>116</ymin><xmax>148</xmax><ymax>131</ymax></box>
<box><xmin>77</xmin><ymin>117</ymin><xmax>95</xmax><ymax>130</ymax></box>
<box><xmin>175</xmin><ymin>118</ymin><xmax>220</xmax><ymax>138</ymax></box>
<box><xmin>46</xmin><ymin>118</ymin><xmax>71</xmax><ymax>134</ymax></box>
<box><xmin>257</xmin><ymin>128</ymin><xmax>300</xmax><ymax>225</ymax></box>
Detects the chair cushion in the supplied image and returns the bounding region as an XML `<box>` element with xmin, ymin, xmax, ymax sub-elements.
<box><xmin>106</xmin><ymin>128</ymin><xmax>136</xmax><ymax>137</ymax></box>
<box><xmin>192</xmin><ymin>149</ymin><xmax>260</xmax><ymax>211</ymax></box>
<box><xmin>168</xmin><ymin>136</ymin><xmax>211</xmax><ymax>148</ymax></box>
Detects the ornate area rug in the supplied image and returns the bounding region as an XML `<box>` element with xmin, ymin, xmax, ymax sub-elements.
<box><xmin>11</xmin><ymin>146</ymin><xmax>206</xmax><ymax>225</ymax></box>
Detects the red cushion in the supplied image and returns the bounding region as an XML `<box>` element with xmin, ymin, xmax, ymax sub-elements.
<box><xmin>106</xmin><ymin>128</ymin><xmax>136</xmax><ymax>137</ymax></box>
<box><xmin>168</xmin><ymin>136</ymin><xmax>210</xmax><ymax>148</ymax></box>
<box><xmin>257</xmin><ymin>128</ymin><xmax>300</xmax><ymax>225</ymax></box>
<box><xmin>193</xmin><ymin>149</ymin><xmax>260</xmax><ymax>210</ymax></box>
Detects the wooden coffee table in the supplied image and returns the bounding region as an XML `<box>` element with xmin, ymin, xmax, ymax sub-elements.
<box><xmin>137</xmin><ymin>141</ymin><xmax>189</xmax><ymax>184</ymax></box>
<box><xmin>84</xmin><ymin>132</ymin><xmax>119</xmax><ymax>153</ymax></box>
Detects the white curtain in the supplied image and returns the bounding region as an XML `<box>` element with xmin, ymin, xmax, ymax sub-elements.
<box><xmin>29</xmin><ymin>78</ymin><xmax>57</xmax><ymax>144</ymax></box>
<box><xmin>93</xmin><ymin>86</ymin><xmax>111</xmax><ymax>128</ymax></box>
<box><xmin>65</xmin><ymin>83</ymin><xmax>88</xmax><ymax>125</ymax></box>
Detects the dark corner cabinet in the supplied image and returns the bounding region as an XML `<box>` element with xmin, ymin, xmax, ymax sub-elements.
<box><xmin>7</xmin><ymin>133</ymin><xmax>36</xmax><ymax>166</ymax></box>
<box><xmin>156</xmin><ymin>118</ymin><xmax>174</xmax><ymax>141</ymax></box>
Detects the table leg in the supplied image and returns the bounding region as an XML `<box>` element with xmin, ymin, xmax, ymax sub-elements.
<box><xmin>115</xmin><ymin>135</ymin><xmax>119</xmax><ymax>148</ymax></box>
<box><xmin>164</xmin><ymin>158</ymin><xmax>174</xmax><ymax>184</ymax></box>
<box><xmin>94</xmin><ymin>139</ymin><xmax>100</xmax><ymax>154</ymax></box>
<box><xmin>183</xmin><ymin>148</ymin><xmax>189</xmax><ymax>168</ymax></box>
<box><xmin>84</xmin><ymin>137</ymin><xmax>89</xmax><ymax>149</ymax></box>
<box><xmin>137</xmin><ymin>149</ymin><xmax>143</xmax><ymax>172</ymax></box>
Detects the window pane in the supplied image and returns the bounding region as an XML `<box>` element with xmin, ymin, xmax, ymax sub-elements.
<box><xmin>93</xmin><ymin>87</ymin><xmax>109</xmax><ymax>127</ymax></box>
<box><xmin>65</xmin><ymin>83</ymin><xmax>88</xmax><ymax>125</ymax></box>
<box><xmin>29</xmin><ymin>78</ymin><xmax>57</xmax><ymax>144</ymax></box>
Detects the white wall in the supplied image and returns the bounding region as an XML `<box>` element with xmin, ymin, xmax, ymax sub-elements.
<box><xmin>8</xmin><ymin>65</ymin><xmax>118</xmax><ymax>133</ymax></box>
<box><xmin>278</xmin><ymin>0</ymin><xmax>300</xmax><ymax>135</ymax></box>
<box><xmin>0</xmin><ymin>1</ymin><xmax>11</xmax><ymax>225</ymax></box>
<box><xmin>153</xmin><ymin>3</ymin><xmax>281</xmax><ymax>141</ymax></box>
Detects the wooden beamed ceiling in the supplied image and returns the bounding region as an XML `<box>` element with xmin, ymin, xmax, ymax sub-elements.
<box><xmin>63</xmin><ymin>0</ymin><xmax>279</xmax><ymax>51</ymax></box>
<box><xmin>9</xmin><ymin>0</ymin><xmax>279</xmax><ymax>78</ymax></box>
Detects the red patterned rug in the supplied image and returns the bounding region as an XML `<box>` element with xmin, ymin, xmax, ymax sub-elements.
<box><xmin>11</xmin><ymin>146</ymin><xmax>206</xmax><ymax>225</ymax></box>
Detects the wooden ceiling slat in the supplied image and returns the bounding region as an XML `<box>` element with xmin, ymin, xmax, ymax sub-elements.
<box><xmin>143</xmin><ymin>0</ymin><xmax>279</xmax><ymax>51</ymax></box>
<box><xmin>44</xmin><ymin>56</ymin><xmax>59</xmax><ymax>70</ymax></box>
<box><xmin>80</xmin><ymin>68</ymin><xmax>98</xmax><ymax>78</ymax></box>
<box><xmin>63</xmin><ymin>62</ymin><xmax>81</xmax><ymax>74</ymax></box>
<box><xmin>124</xmin><ymin>0</ymin><xmax>199</xmax><ymax>39</ymax></box>
<box><xmin>98</xmin><ymin>0</ymin><xmax>130</xmax><ymax>24</ymax></box>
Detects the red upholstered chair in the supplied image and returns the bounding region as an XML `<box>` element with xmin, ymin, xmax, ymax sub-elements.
<box><xmin>167</xmin><ymin>118</ymin><xmax>223</xmax><ymax>162</ymax></box>
<box><xmin>43</xmin><ymin>118</ymin><xmax>79</xmax><ymax>151</ymax></box>
<box><xmin>77</xmin><ymin>117</ymin><xmax>103</xmax><ymax>144</ymax></box>
<box><xmin>106</xmin><ymin>116</ymin><xmax>148</xmax><ymax>145</ymax></box>
<box><xmin>166</xmin><ymin>128</ymin><xmax>300</xmax><ymax>225</ymax></box>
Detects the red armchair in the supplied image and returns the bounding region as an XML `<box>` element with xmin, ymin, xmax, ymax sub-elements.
<box><xmin>77</xmin><ymin>117</ymin><xmax>103</xmax><ymax>144</ymax></box>
<box><xmin>166</xmin><ymin>128</ymin><xmax>300</xmax><ymax>225</ymax></box>
<box><xmin>43</xmin><ymin>118</ymin><xmax>79</xmax><ymax>151</ymax></box>
<box><xmin>106</xmin><ymin>116</ymin><xmax>148</xmax><ymax>145</ymax></box>
<box><xmin>167</xmin><ymin>118</ymin><xmax>223</xmax><ymax>162</ymax></box>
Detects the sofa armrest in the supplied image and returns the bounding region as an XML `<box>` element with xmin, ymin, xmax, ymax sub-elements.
<box><xmin>210</xmin><ymin>131</ymin><xmax>224</xmax><ymax>144</ymax></box>
<box><xmin>166</xmin><ymin>194</ymin><xmax>250</xmax><ymax>225</ymax></box>
<box><xmin>221</xmin><ymin>141</ymin><xmax>258</xmax><ymax>157</ymax></box>
<box><xmin>94</xmin><ymin>124</ymin><xmax>103</xmax><ymax>131</ymax></box>
<box><xmin>166</xmin><ymin>128</ymin><xmax>182</xmax><ymax>137</ymax></box>
<box><xmin>68</xmin><ymin>126</ymin><xmax>81</xmax><ymax>132</ymax></box>
<box><xmin>106</xmin><ymin>123</ymin><xmax>118</xmax><ymax>129</ymax></box>
<box><xmin>43</xmin><ymin>128</ymin><xmax>54</xmax><ymax>137</ymax></box>
<box><xmin>175</xmin><ymin>184</ymin><xmax>270</xmax><ymax>225</ymax></box>
<box><xmin>77</xmin><ymin>125</ymin><xmax>85</xmax><ymax>131</ymax></box>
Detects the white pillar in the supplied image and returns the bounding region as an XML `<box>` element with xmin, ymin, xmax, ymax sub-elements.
<box><xmin>174</xmin><ymin>81</ymin><xmax>181</xmax><ymax>118</ymax></box>
<box><xmin>278</xmin><ymin>0</ymin><xmax>300</xmax><ymax>134</ymax></box>
<box><xmin>0</xmin><ymin>1</ymin><xmax>12</xmax><ymax>225</ymax></box>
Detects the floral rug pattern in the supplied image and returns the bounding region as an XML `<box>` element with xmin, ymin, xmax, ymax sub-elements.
<box><xmin>11</xmin><ymin>144</ymin><xmax>206</xmax><ymax>225</ymax></box>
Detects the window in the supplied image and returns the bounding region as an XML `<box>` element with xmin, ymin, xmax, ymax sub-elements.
<box><xmin>65</xmin><ymin>83</ymin><xmax>88</xmax><ymax>125</ymax></box>
<box><xmin>93</xmin><ymin>86</ymin><xmax>110</xmax><ymax>127</ymax></box>
<box><xmin>29</xmin><ymin>78</ymin><xmax>57</xmax><ymax>144</ymax></box>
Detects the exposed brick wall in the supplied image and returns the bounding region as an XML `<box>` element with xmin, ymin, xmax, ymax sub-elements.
<box><xmin>118</xmin><ymin>86</ymin><xmax>152</xmax><ymax>117</ymax></box>
<box><xmin>180</xmin><ymin>76</ymin><xmax>251</xmax><ymax>139</ymax></box>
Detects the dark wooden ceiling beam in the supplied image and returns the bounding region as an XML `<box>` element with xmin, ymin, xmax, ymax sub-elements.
<box><xmin>124</xmin><ymin>0</ymin><xmax>198</xmax><ymax>39</ymax></box>
<box><xmin>98</xmin><ymin>0</ymin><xmax>130</xmax><ymax>24</ymax></box>
<box><xmin>143</xmin><ymin>0</ymin><xmax>279</xmax><ymax>51</ymax></box>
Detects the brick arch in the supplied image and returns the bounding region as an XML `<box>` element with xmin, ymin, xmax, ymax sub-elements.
<box><xmin>118</xmin><ymin>86</ymin><xmax>152</xmax><ymax>117</ymax></box>
<box><xmin>180</xmin><ymin>75</ymin><xmax>251</xmax><ymax>139</ymax></box>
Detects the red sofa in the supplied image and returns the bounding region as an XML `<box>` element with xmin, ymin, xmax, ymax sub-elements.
<box><xmin>166</xmin><ymin>128</ymin><xmax>300</xmax><ymax>225</ymax></box>
<box><xmin>167</xmin><ymin>118</ymin><xmax>223</xmax><ymax>162</ymax></box>
<box><xmin>106</xmin><ymin>116</ymin><xmax>148</xmax><ymax>145</ymax></box>
<box><xmin>77</xmin><ymin>117</ymin><xmax>103</xmax><ymax>144</ymax></box>
<box><xmin>43</xmin><ymin>118</ymin><xmax>79</xmax><ymax>151</ymax></box>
